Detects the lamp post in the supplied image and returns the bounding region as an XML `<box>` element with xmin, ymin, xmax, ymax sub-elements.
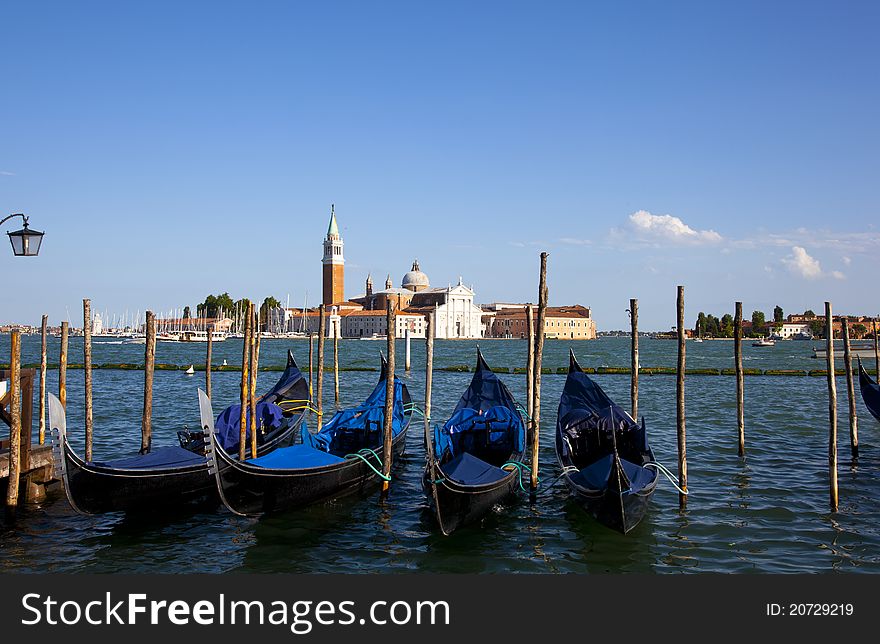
<box><xmin>2</xmin><ymin>213</ymin><xmax>44</xmax><ymax>256</ymax></box>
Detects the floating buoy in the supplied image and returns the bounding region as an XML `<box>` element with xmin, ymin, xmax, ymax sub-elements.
<box><xmin>184</xmin><ymin>365</ymin><xmax>195</xmax><ymax>375</ymax></box>
<box><xmin>222</xmin><ymin>359</ymin><xmax>228</xmax><ymax>366</ymax></box>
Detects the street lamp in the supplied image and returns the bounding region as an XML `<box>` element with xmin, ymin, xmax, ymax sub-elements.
<box><xmin>2</xmin><ymin>213</ymin><xmax>44</xmax><ymax>256</ymax></box>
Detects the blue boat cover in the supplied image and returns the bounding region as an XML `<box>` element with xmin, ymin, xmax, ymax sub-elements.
<box><xmin>433</xmin><ymin>353</ymin><xmax>525</xmax><ymax>465</ymax></box>
<box><xmin>243</xmin><ymin>376</ymin><xmax>408</xmax><ymax>471</ymax></box>
<box><xmin>310</xmin><ymin>377</ymin><xmax>407</xmax><ymax>454</ymax></box>
<box><xmin>570</xmin><ymin>453</ymin><xmax>656</xmax><ymax>493</ymax></box>
<box><xmin>95</xmin><ymin>446</ymin><xmax>204</xmax><ymax>470</ymax></box>
<box><xmin>213</xmin><ymin>359</ymin><xmax>307</xmax><ymax>452</ymax></box>
<box><xmin>247</xmin><ymin>444</ymin><xmax>346</xmax><ymax>469</ymax></box>
<box><xmin>214</xmin><ymin>402</ymin><xmax>285</xmax><ymax>451</ymax></box>
<box><xmin>440</xmin><ymin>452</ymin><xmax>510</xmax><ymax>486</ymax></box>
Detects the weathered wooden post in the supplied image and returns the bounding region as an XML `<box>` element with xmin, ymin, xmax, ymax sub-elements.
<box><xmin>59</xmin><ymin>321</ymin><xmax>69</xmax><ymax>409</ymax></box>
<box><xmin>676</xmin><ymin>285</ymin><xmax>688</xmax><ymax>509</ymax></box>
<box><xmin>735</xmin><ymin>301</ymin><xmax>745</xmax><ymax>457</ymax></box>
<box><xmin>424</xmin><ymin>311</ymin><xmax>435</xmax><ymax>465</ymax></box>
<box><xmin>405</xmin><ymin>326</ymin><xmax>411</xmax><ymax>372</ymax></box>
<box><xmin>249</xmin><ymin>305</ymin><xmax>261</xmax><ymax>459</ymax></box>
<box><xmin>630</xmin><ymin>298</ymin><xmax>639</xmax><ymax>421</ymax></box>
<box><xmin>825</xmin><ymin>302</ymin><xmax>838</xmax><ymax>512</ymax></box>
<box><xmin>308</xmin><ymin>332</ymin><xmax>314</xmax><ymax>399</ymax></box>
<box><xmin>381</xmin><ymin>301</ymin><xmax>396</xmax><ymax>493</ymax></box>
<box><xmin>205</xmin><ymin>324</ymin><xmax>213</xmax><ymax>399</ymax></box>
<box><xmin>39</xmin><ymin>314</ymin><xmax>48</xmax><ymax>445</ymax></box>
<box><xmin>333</xmin><ymin>319</ymin><xmax>340</xmax><ymax>407</ymax></box>
<box><xmin>531</xmin><ymin>252</ymin><xmax>548</xmax><ymax>495</ymax></box>
<box><xmin>140</xmin><ymin>311</ymin><xmax>156</xmax><ymax>454</ymax></box>
<box><xmin>317</xmin><ymin>305</ymin><xmax>326</xmax><ymax>422</ymax></box>
<box><xmin>83</xmin><ymin>298</ymin><xmax>93</xmax><ymax>462</ymax></box>
<box><xmin>874</xmin><ymin>319</ymin><xmax>879</xmax><ymax>377</ymax></box>
<box><xmin>526</xmin><ymin>304</ymin><xmax>535</xmax><ymax>426</ymax></box>
<box><xmin>238</xmin><ymin>302</ymin><xmax>252</xmax><ymax>461</ymax></box>
<box><xmin>841</xmin><ymin>318</ymin><xmax>858</xmax><ymax>460</ymax></box>
<box><xmin>5</xmin><ymin>331</ymin><xmax>22</xmax><ymax>509</ymax></box>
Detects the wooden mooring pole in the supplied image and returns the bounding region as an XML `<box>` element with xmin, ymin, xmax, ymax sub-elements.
<box><xmin>405</xmin><ymin>327</ymin><xmax>411</xmax><ymax>372</ymax></box>
<box><xmin>874</xmin><ymin>319</ymin><xmax>879</xmax><ymax>377</ymax></box>
<box><xmin>59</xmin><ymin>321</ymin><xmax>69</xmax><ymax>409</ymax></box>
<box><xmin>424</xmin><ymin>311</ymin><xmax>435</xmax><ymax>466</ymax></box>
<box><xmin>317</xmin><ymin>304</ymin><xmax>325</xmax><ymax>423</ymax></box>
<box><xmin>249</xmin><ymin>305</ymin><xmax>261</xmax><ymax>459</ymax></box>
<box><xmin>140</xmin><ymin>311</ymin><xmax>156</xmax><ymax>454</ymax></box>
<box><xmin>334</xmin><ymin>320</ymin><xmax>340</xmax><ymax>407</ymax></box>
<box><xmin>531</xmin><ymin>252</ymin><xmax>548</xmax><ymax>496</ymax></box>
<box><xmin>841</xmin><ymin>318</ymin><xmax>858</xmax><ymax>460</ymax></box>
<box><xmin>5</xmin><ymin>331</ymin><xmax>22</xmax><ymax>509</ymax></box>
<box><xmin>526</xmin><ymin>304</ymin><xmax>535</xmax><ymax>427</ymax></box>
<box><xmin>238</xmin><ymin>302</ymin><xmax>252</xmax><ymax>461</ymax></box>
<box><xmin>308</xmin><ymin>332</ymin><xmax>314</xmax><ymax>400</ymax></box>
<box><xmin>676</xmin><ymin>285</ymin><xmax>688</xmax><ymax>509</ymax></box>
<box><xmin>381</xmin><ymin>301</ymin><xmax>396</xmax><ymax>493</ymax></box>
<box><xmin>83</xmin><ymin>298</ymin><xmax>93</xmax><ymax>462</ymax></box>
<box><xmin>205</xmin><ymin>324</ymin><xmax>213</xmax><ymax>400</ymax></box>
<box><xmin>825</xmin><ymin>302</ymin><xmax>838</xmax><ymax>512</ymax></box>
<box><xmin>630</xmin><ymin>298</ymin><xmax>639</xmax><ymax>421</ymax></box>
<box><xmin>39</xmin><ymin>314</ymin><xmax>48</xmax><ymax>445</ymax></box>
<box><xmin>735</xmin><ymin>301</ymin><xmax>745</xmax><ymax>457</ymax></box>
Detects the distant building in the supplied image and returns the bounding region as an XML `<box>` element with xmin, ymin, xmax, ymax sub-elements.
<box><xmin>322</xmin><ymin>205</ymin><xmax>344</xmax><ymax>305</ymax></box>
<box><xmin>483</xmin><ymin>305</ymin><xmax>597</xmax><ymax>339</ymax></box>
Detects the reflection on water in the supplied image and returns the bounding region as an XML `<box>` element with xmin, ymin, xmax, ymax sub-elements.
<box><xmin>1</xmin><ymin>336</ymin><xmax>879</xmax><ymax>573</ymax></box>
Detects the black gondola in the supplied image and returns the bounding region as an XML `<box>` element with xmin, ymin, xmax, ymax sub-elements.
<box><xmin>858</xmin><ymin>358</ymin><xmax>880</xmax><ymax>422</ymax></box>
<box><xmin>556</xmin><ymin>350</ymin><xmax>658</xmax><ymax>534</ymax></box>
<box><xmin>423</xmin><ymin>349</ymin><xmax>526</xmax><ymax>535</ymax></box>
<box><xmin>203</xmin><ymin>355</ymin><xmax>412</xmax><ymax>517</ymax></box>
<box><xmin>48</xmin><ymin>350</ymin><xmax>310</xmax><ymax>514</ymax></box>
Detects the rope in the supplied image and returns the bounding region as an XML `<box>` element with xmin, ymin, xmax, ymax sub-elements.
<box><xmin>644</xmin><ymin>462</ymin><xmax>689</xmax><ymax>495</ymax></box>
<box><xmin>515</xmin><ymin>404</ymin><xmax>532</xmax><ymax>420</ymax></box>
<box><xmin>531</xmin><ymin>467</ymin><xmax>579</xmax><ymax>498</ymax></box>
<box><xmin>501</xmin><ymin>460</ymin><xmax>535</xmax><ymax>493</ymax></box>
<box><xmin>404</xmin><ymin>403</ymin><xmax>425</xmax><ymax>418</ymax></box>
<box><xmin>344</xmin><ymin>448</ymin><xmax>391</xmax><ymax>481</ymax></box>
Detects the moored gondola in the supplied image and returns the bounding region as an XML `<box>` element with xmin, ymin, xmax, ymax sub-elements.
<box><xmin>203</xmin><ymin>355</ymin><xmax>412</xmax><ymax>517</ymax></box>
<box><xmin>858</xmin><ymin>358</ymin><xmax>880</xmax><ymax>422</ymax></box>
<box><xmin>556</xmin><ymin>350</ymin><xmax>658</xmax><ymax>534</ymax></box>
<box><xmin>423</xmin><ymin>348</ymin><xmax>526</xmax><ymax>535</ymax></box>
<box><xmin>48</xmin><ymin>350</ymin><xmax>310</xmax><ymax>514</ymax></box>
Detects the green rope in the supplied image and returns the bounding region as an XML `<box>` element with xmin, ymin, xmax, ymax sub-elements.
<box><xmin>404</xmin><ymin>404</ymin><xmax>426</xmax><ymax>418</ymax></box>
<box><xmin>515</xmin><ymin>404</ymin><xmax>532</xmax><ymax>421</ymax></box>
<box><xmin>344</xmin><ymin>448</ymin><xmax>390</xmax><ymax>481</ymax></box>
<box><xmin>501</xmin><ymin>460</ymin><xmax>536</xmax><ymax>494</ymax></box>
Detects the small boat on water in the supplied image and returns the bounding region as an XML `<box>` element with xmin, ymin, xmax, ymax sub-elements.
<box><xmin>813</xmin><ymin>344</ymin><xmax>876</xmax><ymax>359</ymax></box>
<box><xmin>49</xmin><ymin>351</ymin><xmax>310</xmax><ymax>514</ymax></box>
<box><xmin>184</xmin><ymin>365</ymin><xmax>195</xmax><ymax>375</ymax></box>
<box><xmin>752</xmin><ymin>338</ymin><xmax>776</xmax><ymax>347</ymax></box>
<box><xmin>423</xmin><ymin>348</ymin><xmax>526</xmax><ymax>535</ymax></box>
<box><xmin>556</xmin><ymin>350</ymin><xmax>658</xmax><ymax>534</ymax></box>
<box><xmin>204</xmin><ymin>355</ymin><xmax>411</xmax><ymax>516</ymax></box>
<box><xmin>857</xmin><ymin>358</ymin><xmax>880</xmax><ymax>423</ymax></box>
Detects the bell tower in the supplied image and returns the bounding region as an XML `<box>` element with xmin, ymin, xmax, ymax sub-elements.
<box><xmin>322</xmin><ymin>204</ymin><xmax>345</xmax><ymax>305</ymax></box>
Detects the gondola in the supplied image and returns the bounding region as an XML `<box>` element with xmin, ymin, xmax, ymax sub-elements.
<box><xmin>48</xmin><ymin>350</ymin><xmax>310</xmax><ymax>514</ymax></box>
<box><xmin>203</xmin><ymin>355</ymin><xmax>412</xmax><ymax>517</ymax></box>
<box><xmin>556</xmin><ymin>349</ymin><xmax>658</xmax><ymax>534</ymax></box>
<box><xmin>423</xmin><ymin>348</ymin><xmax>526</xmax><ymax>535</ymax></box>
<box><xmin>858</xmin><ymin>358</ymin><xmax>880</xmax><ymax>422</ymax></box>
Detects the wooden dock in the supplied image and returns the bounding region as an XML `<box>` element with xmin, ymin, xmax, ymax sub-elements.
<box><xmin>1</xmin><ymin>368</ymin><xmax>57</xmax><ymax>504</ymax></box>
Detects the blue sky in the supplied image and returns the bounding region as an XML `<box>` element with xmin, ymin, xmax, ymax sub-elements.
<box><xmin>2</xmin><ymin>1</ymin><xmax>877</xmax><ymax>330</ymax></box>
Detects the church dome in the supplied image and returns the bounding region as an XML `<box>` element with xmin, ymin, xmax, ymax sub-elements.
<box><xmin>401</xmin><ymin>259</ymin><xmax>430</xmax><ymax>292</ymax></box>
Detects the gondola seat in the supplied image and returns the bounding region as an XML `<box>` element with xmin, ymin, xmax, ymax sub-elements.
<box><xmin>439</xmin><ymin>405</ymin><xmax>523</xmax><ymax>467</ymax></box>
<box><xmin>246</xmin><ymin>444</ymin><xmax>346</xmax><ymax>469</ymax></box>
<box><xmin>570</xmin><ymin>454</ymin><xmax>656</xmax><ymax>493</ymax></box>
<box><xmin>441</xmin><ymin>452</ymin><xmax>509</xmax><ymax>486</ymax></box>
<box><xmin>94</xmin><ymin>446</ymin><xmax>205</xmax><ymax>470</ymax></box>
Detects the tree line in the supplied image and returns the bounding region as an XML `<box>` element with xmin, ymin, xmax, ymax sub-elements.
<box><xmin>196</xmin><ymin>293</ymin><xmax>283</xmax><ymax>331</ymax></box>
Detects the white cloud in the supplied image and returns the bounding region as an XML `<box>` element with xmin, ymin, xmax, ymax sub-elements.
<box><xmin>781</xmin><ymin>246</ymin><xmax>822</xmax><ymax>279</ymax></box>
<box><xmin>559</xmin><ymin>237</ymin><xmax>592</xmax><ymax>246</ymax></box>
<box><xmin>831</xmin><ymin>270</ymin><xmax>846</xmax><ymax>280</ymax></box>
<box><xmin>0</xmin><ymin>170</ymin><xmax>16</xmax><ymax>176</ymax></box>
<box><xmin>842</xmin><ymin>256</ymin><xmax>851</xmax><ymax>265</ymax></box>
<box><xmin>627</xmin><ymin>210</ymin><xmax>722</xmax><ymax>245</ymax></box>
